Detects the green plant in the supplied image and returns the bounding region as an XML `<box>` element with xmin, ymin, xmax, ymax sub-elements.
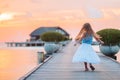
<box><xmin>63</xmin><ymin>37</ymin><xmax>69</xmax><ymax>41</ymax></box>
<box><xmin>41</xmin><ymin>31</ymin><xmax>65</xmax><ymax>42</ymax></box>
<box><xmin>97</xmin><ymin>28</ymin><xmax>120</xmax><ymax>46</ymax></box>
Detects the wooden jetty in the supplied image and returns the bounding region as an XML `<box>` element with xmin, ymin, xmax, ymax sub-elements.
<box><xmin>19</xmin><ymin>42</ymin><xmax>120</xmax><ymax>80</ymax></box>
<box><xmin>5</xmin><ymin>41</ymin><xmax>44</xmax><ymax>47</ymax></box>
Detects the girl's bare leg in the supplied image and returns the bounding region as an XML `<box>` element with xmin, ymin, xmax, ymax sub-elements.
<box><xmin>89</xmin><ymin>63</ymin><xmax>95</xmax><ymax>71</ymax></box>
<box><xmin>84</xmin><ymin>62</ymin><xmax>89</xmax><ymax>71</ymax></box>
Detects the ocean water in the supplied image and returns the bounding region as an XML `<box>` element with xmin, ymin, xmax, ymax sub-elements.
<box><xmin>0</xmin><ymin>42</ymin><xmax>45</xmax><ymax>80</ymax></box>
<box><xmin>0</xmin><ymin>43</ymin><xmax>119</xmax><ymax>80</ymax></box>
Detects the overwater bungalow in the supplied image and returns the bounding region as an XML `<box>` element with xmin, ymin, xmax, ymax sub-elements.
<box><xmin>30</xmin><ymin>26</ymin><xmax>70</xmax><ymax>41</ymax></box>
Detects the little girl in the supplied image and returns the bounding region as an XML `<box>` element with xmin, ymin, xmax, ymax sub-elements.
<box><xmin>72</xmin><ymin>23</ymin><xmax>104</xmax><ymax>71</ymax></box>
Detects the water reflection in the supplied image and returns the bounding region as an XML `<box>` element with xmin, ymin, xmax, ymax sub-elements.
<box><xmin>0</xmin><ymin>47</ymin><xmax>44</xmax><ymax>80</ymax></box>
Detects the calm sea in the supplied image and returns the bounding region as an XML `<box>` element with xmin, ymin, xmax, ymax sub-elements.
<box><xmin>0</xmin><ymin>42</ymin><xmax>119</xmax><ymax>80</ymax></box>
<box><xmin>0</xmin><ymin>42</ymin><xmax>45</xmax><ymax>80</ymax></box>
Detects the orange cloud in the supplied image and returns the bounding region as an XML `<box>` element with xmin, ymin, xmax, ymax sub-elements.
<box><xmin>0</xmin><ymin>12</ymin><xmax>14</xmax><ymax>21</ymax></box>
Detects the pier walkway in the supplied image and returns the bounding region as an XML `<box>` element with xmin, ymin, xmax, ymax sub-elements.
<box><xmin>21</xmin><ymin>42</ymin><xmax>120</xmax><ymax>80</ymax></box>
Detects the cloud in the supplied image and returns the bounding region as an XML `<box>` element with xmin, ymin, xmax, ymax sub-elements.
<box><xmin>0</xmin><ymin>13</ymin><xmax>14</xmax><ymax>21</ymax></box>
<box><xmin>101</xmin><ymin>8</ymin><xmax>120</xmax><ymax>19</ymax></box>
<box><xmin>30</xmin><ymin>0</ymin><xmax>43</xmax><ymax>3</ymax></box>
<box><xmin>86</xmin><ymin>6</ymin><xmax>103</xmax><ymax>18</ymax></box>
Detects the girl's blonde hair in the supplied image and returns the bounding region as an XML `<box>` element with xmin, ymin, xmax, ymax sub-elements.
<box><xmin>81</xmin><ymin>23</ymin><xmax>93</xmax><ymax>36</ymax></box>
<box><xmin>76</xmin><ymin>23</ymin><xmax>101</xmax><ymax>40</ymax></box>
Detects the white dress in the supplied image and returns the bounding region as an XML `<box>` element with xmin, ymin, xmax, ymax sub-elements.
<box><xmin>72</xmin><ymin>35</ymin><xmax>100</xmax><ymax>64</ymax></box>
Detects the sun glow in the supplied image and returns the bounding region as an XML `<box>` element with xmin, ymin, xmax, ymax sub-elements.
<box><xmin>0</xmin><ymin>13</ymin><xmax>14</xmax><ymax>21</ymax></box>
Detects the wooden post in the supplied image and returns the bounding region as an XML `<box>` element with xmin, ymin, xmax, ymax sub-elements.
<box><xmin>37</xmin><ymin>52</ymin><xmax>45</xmax><ymax>64</ymax></box>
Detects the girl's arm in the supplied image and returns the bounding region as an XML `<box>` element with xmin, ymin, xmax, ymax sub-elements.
<box><xmin>75</xmin><ymin>28</ymin><xmax>84</xmax><ymax>41</ymax></box>
<box><xmin>93</xmin><ymin>33</ymin><xmax>104</xmax><ymax>44</ymax></box>
<box><xmin>74</xmin><ymin>33</ymin><xmax>85</xmax><ymax>46</ymax></box>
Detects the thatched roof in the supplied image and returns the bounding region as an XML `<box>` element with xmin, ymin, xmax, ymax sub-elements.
<box><xmin>30</xmin><ymin>26</ymin><xmax>69</xmax><ymax>37</ymax></box>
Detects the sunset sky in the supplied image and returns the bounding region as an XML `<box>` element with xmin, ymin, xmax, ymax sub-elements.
<box><xmin>0</xmin><ymin>0</ymin><xmax>120</xmax><ymax>42</ymax></box>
